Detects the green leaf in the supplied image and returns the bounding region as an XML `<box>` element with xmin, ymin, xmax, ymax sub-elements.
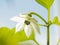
<box><xmin>52</xmin><ymin>16</ymin><xmax>60</xmax><ymax>26</ymax></box>
<box><xmin>35</xmin><ymin>0</ymin><xmax>54</xmax><ymax>9</ymax></box>
<box><xmin>15</xmin><ymin>29</ymin><xmax>35</xmax><ymax>42</ymax></box>
<box><xmin>0</xmin><ymin>27</ymin><xmax>18</xmax><ymax>45</ymax></box>
<box><xmin>0</xmin><ymin>27</ymin><xmax>37</xmax><ymax>45</ymax></box>
<box><xmin>12</xmin><ymin>28</ymin><xmax>39</xmax><ymax>45</ymax></box>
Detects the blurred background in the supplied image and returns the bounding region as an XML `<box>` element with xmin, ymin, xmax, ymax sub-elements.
<box><xmin>0</xmin><ymin>0</ymin><xmax>60</xmax><ymax>45</ymax></box>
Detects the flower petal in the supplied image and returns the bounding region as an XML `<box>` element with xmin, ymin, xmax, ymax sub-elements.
<box><xmin>31</xmin><ymin>21</ymin><xmax>40</xmax><ymax>34</ymax></box>
<box><xmin>19</xmin><ymin>14</ymin><xmax>31</xmax><ymax>20</ymax></box>
<box><xmin>30</xmin><ymin>18</ymin><xmax>37</xmax><ymax>23</ymax></box>
<box><xmin>10</xmin><ymin>16</ymin><xmax>25</xmax><ymax>23</ymax></box>
<box><xmin>18</xmin><ymin>40</ymin><xmax>37</xmax><ymax>45</ymax></box>
<box><xmin>24</xmin><ymin>25</ymin><xmax>32</xmax><ymax>38</ymax></box>
<box><xmin>16</xmin><ymin>23</ymin><xmax>25</xmax><ymax>32</ymax></box>
<box><xmin>19</xmin><ymin>14</ymin><xmax>26</xmax><ymax>18</ymax></box>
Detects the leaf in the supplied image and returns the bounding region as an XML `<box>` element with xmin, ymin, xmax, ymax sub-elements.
<box><xmin>0</xmin><ymin>27</ymin><xmax>18</xmax><ymax>45</ymax></box>
<box><xmin>53</xmin><ymin>16</ymin><xmax>58</xmax><ymax>23</ymax></box>
<box><xmin>35</xmin><ymin>0</ymin><xmax>54</xmax><ymax>9</ymax></box>
<box><xmin>0</xmin><ymin>27</ymin><xmax>38</xmax><ymax>45</ymax></box>
<box><xmin>15</xmin><ymin>29</ymin><xmax>35</xmax><ymax>42</ymax></box>
<box><xmin>52</xmin><ymin>16</ymin><xmax>60</xmax><ymax>26</ymax></box>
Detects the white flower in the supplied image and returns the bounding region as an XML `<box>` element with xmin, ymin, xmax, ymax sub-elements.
<box><xmin>10</xmin><ymin>14</ymin><xmax>40</xmax><ymax>37</ymax></box>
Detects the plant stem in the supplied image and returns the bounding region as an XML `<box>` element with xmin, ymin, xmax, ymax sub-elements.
<box><xmin>38</xmin><ymin>24</ymin><xmax>47</xmax><ymax>27</ymax></box>
<box><xmin>34</xmin><ymin>39</ymin><xmax>40</xmax><ymax>45</ymax></box>
<box><xmin>47</xmin><ymin>26</ymin><xmax>50</xmax><ymax>45</ymax></box>
<box><xmin>48</xmin><ymin>8</ymin><xmax>50</xmax><ymax>23</ymax></box>
<box><xmin>28</xmin><ymin>12</ymin><xmax>47</xmax><ymax>24</ymax></box>
<box><xmin>47</xmin><ymin>8</ymin><xmax>50</xmax><ymax>45</ymax></box>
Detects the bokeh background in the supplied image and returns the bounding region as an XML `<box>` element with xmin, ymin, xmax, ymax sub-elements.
<box><xmin>0</xmin><ymin>0</ymin><xmax>60</xmax><ymax>45</ymax></box>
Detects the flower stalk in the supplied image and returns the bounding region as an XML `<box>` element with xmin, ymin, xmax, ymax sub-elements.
<box><xmin>28</xmin><ymin>12</ymin><xmax>47</xmax><ymax>24</ymax></box>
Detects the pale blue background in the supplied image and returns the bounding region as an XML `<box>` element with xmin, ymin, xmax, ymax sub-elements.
<box><xmin>0</xmin><ymin>0</ymin><xmax>59</xmax><ymax>45</ymax></box>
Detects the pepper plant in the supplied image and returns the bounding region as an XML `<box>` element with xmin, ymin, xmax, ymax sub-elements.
<box><xmin>11</xmin><ymin>0</ymin><xmax>60</xmax><ymax>45</ymax></box>
<box><xmin>0</xmin><ymin>0</ymin><xmax>60</xmax><ymax>45</ymax></box>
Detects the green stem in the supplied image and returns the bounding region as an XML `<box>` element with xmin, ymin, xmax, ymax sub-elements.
<box><xmin>48</xmin><ymin>8</ymin><xmax>50</xmax><ymax>23</ymax></box>
<box><xmin>47</xmin><ymin>8</ymin><xmax>50</xmax><ymax>45</ymax></box>
<box><xmin>34</xmin><ymin>39</ymin><xmax>40</xmax><ymax>45</ymax></box>
<box><xmin>47</xmin><ymin>26</ymin><xmax>50</xmax><ymax>45</ymax></box>
<box><xmin>28</xmin><ymin>12</ymin><xmax>47</xmax><ymax>24</ymax></box>
<box><xmin>38</xmin><ymin>24</ymin><xmax>47</xmax><ymax>27</ymax></box>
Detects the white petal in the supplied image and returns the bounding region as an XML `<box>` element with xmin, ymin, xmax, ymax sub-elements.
<box><xmin>19</xmin><ymin>14</ymin><xmax>26</xmax><ymax>18</ymax></box>
<box><xmin>31</xmin><ymin>21</ymin><xmax>40</xmax><ymax>34</ymax></box>
<box><xmin>16</xmin><ymin>23</ymin><xmax>25</xmax><ymax>32</ymax></box>
<box><xmin>19</xmin><ymin>14</ymin><xmax>31</xmax><ymax>20</ymax></box>
<box><xmin>24</xmin><ymin>25</ymin><xmax>32</xmax><ymax>38</ymax></box>
<box><xmin>10</xmin><ymin>16</ymin><xmax>25</xmax><ymax>23</ymax></box>
<box><xmin>30</xmin><ymin>18</ymin><xmax>37</xmax><ymax>23</ymax></box>
<box><xmin>18</xmin><ymin>40</ymin><xmax>37</xmax><ymax>45</ymax></box>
